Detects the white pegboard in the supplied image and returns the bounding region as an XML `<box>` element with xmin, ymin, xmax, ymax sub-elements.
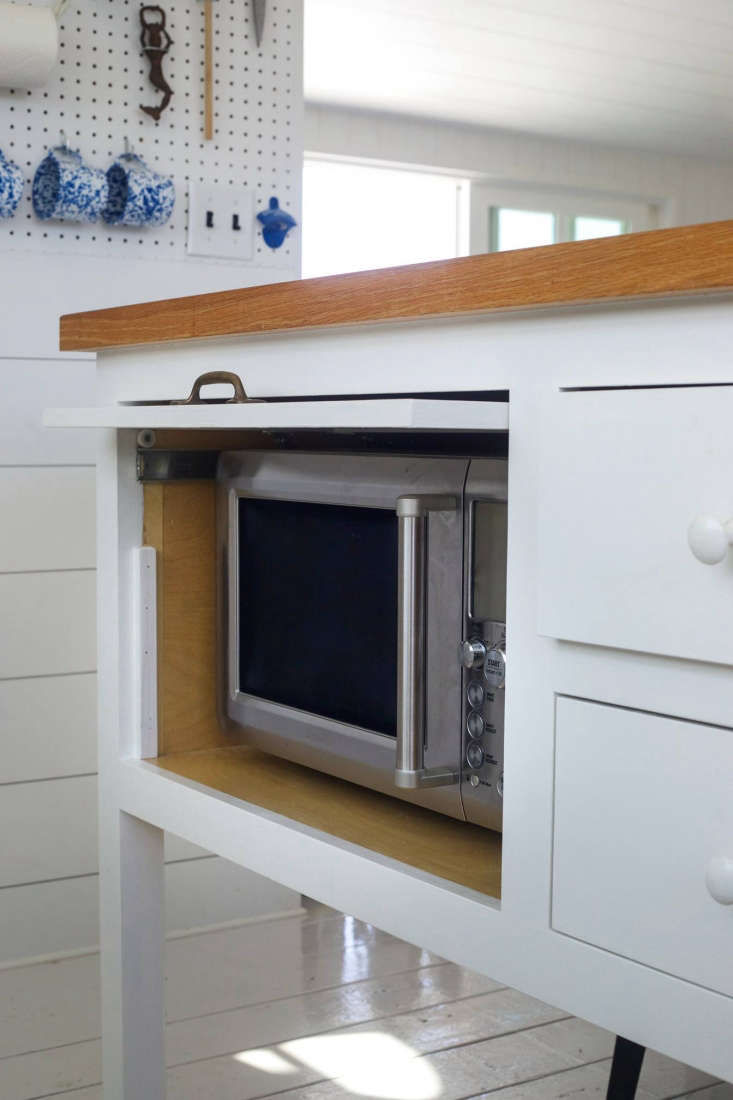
<box><xmin>0</xmin><ymin>0</ymin><xmax>303</xmax><ymax>270</ymax></box>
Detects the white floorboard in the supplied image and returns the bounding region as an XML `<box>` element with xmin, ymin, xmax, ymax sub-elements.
<box><xmin>0</xmin><ymin>901</ymin><xmax>728</xmax><ymax>1100</ymax></box>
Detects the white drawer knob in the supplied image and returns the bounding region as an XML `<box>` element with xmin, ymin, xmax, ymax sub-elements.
<box><xmin>706</xmin><ymin>856</ymin><xmax>733</xmax><ymax>905</ymax></box>
<box><xmin>688</xmin><ymin>515</ymin><xmax>733</xmax><ymax>565</ymax></box>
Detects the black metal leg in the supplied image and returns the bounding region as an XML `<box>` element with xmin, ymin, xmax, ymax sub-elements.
<box><xmin>606</xmin><ymin>1036</ymin><xmax>646</xmax><ymax>1100</ymax></box>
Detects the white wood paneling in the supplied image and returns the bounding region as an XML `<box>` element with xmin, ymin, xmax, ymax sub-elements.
<box><xmin>0</xmin><ymin>907</ymin><xmax>722</xmax><ymax>1100</ymax></box>
<box><xmin>0</xmin><ymin>570</ymin><xmax>96</xmax><ymax>679</ymax></box>
<box><xmin>553</xmin><ymin>697</ymin><xmax>733</xmax><ymax>999</ymax></box>
<box><xmin>0</xmin><ymin>859</ymin><xmax>302</xmax><ymax>969</ymax></box>
<box><xmin>0</xmin><ymin>875</ymin><xmax>102</xmax><ymax>969</ymax></box>
<box><xmin>0</xmin><ymin>673</ymin><xmax>96</xmax><ymax>783</ymax></box>
<box><xmin>304</xmin><ymin>104</ymin><xmax>733</xmax><ymax>230</ymax></box>
<box><xmin>166</xmin><ymin>858</ymin><xmax>302</xmax><ymax>935</ymax></box>
<box><xmin>0</xmin><ymin>468</ymin><xmax>96</xmax><ymax>573</ymax></box>
<box><xmin>0</xmin><ymin>776</ymin><xmax>99</xmax><ymax>887</ymax></box>
<box><xmin>0</xmin><ymin>959</ymin><xmax>501</xmax><ymax>1098</ymax></box>
<box><xmin>305</xmin><ymin>1</ymin><xmax>733</xmax><ymax>158</ymax></box>
<box><xmin>0</xmin><ymin>775</ymin><xmax>210</xmax><ymax>888</ymax></box>
<box><xmin>0</xmin><ymin>359</ymin><xmax>97</xmax><ymax>465</ymax></box>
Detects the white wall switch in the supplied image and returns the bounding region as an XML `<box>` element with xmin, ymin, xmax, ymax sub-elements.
<box><xmin>187</xmin><ymin>182</ymin><xmax>255</xmax><ymax>261</ymax></box>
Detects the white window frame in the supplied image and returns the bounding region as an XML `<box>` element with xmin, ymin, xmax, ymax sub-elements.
<box><xmin>469</xmin><ymin>182</ymin><xmax>659</xmax><ymax>255</ymax></box>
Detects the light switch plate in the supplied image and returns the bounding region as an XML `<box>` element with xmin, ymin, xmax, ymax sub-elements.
<box><xmin>187</xmin><ymin>182</ymin><xmax>255</xmax><ymax>260</ymax></box>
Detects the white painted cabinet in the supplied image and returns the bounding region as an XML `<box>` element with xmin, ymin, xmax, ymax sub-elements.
<box><xmin>538</xmin><ymin>386</ymin><xmax>733</xmax><ymax>666</ymax></box>
<box><xmin>553</xmin><ymin>696</ymin><xmax>733</xmax><ymax>999</ymax></box>
<box><xmin>74</xmin><ymin>291</ymin><xmax>733</xmax><ymax>1097</ymax></box>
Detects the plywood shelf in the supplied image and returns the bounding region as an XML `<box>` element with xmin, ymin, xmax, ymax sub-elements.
<box><xmin>153</xmin><ymin>743</ymin><xmax>502</xmax><ymax>899</ymax></box>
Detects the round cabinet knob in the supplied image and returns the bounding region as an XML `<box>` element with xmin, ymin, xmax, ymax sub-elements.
<box><xmin>705</xmin><ymin>855</ymin><xmax>733</xmax><ymax>905</ymax></box>
<box><xmin>484</xmin><ymin>646</ymin><xmax>506</xmax><ymax>690</ymax></box>
<box><xmin>459</xmin><ymin>639</ymin><xmax>486</xmax><ymax>670</ymax></box>
<box><xmin>688</xmin><ymin>515</ymin><xmax>733</xmax><ymax>565</ymax></box>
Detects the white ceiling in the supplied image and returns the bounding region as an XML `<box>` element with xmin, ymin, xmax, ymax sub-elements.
<box><xmin>304</xmin><ymin>0</ymin><xmax>733</xmax><ymax>159</ymax></box>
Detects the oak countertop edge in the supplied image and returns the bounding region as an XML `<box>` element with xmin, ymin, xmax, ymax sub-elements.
<box><xmin>59</xmin><ymin>219</ymin><xmax>733</xmax><ymax>352</ymax></box>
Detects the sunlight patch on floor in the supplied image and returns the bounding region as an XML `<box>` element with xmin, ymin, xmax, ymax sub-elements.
<box><xmin>234</xmin><ymin>1030</ymin><xmax>442</xmax><ymax>1099</ymax></box>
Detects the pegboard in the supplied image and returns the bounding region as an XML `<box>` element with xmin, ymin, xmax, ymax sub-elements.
<box><xmin>0</xmin><ymin>0</ymin><xmax>303</xmax><ymax>270</ymax></box>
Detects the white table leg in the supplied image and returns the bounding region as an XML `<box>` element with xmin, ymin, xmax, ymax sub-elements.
<box><xmin>99</xmin><ymin>808</ymin><xmax>165</xmax><ymax>1100</ymax></box>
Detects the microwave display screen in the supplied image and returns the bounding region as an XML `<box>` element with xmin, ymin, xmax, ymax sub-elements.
<box><xmin>471</xmin><ymin>500</ymin><xmax>508</xmax><ymax>622</ymax></box>
<box><xmin>238</xmin><ymin>497</ymin><xmax>398</xmax><ymax>736</ymax></box>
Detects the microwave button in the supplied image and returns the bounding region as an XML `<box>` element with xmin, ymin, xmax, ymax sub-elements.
<box><xmin>466</xmin><ymin>742</ymin><xmax>485</xmax><ymax>770</ymax></box>
<box><xmin>466</xmin><ymin>711</ymin><xmax>485</xmax><ymax>739</ymax></box>
<box><xmin>484</xmin><ymin>646</ymin><xmax>507</xmax><ymax>690</ymax></box>
<box><xmin>466</xmin><ymin>681</ymin><xmax>485</xmax><ymax>709</ymax></box>
<box><xmin>459</xmin><ymin>639</ymin><xmax>487</xmax><ymax>670</ymax></box>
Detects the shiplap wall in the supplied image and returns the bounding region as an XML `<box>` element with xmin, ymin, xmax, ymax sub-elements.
<box><xmin>0</xmin><ymin>349</ymin><xmax>303</xmax><ymax>968</ymax></box>
<box><xmin>304</xmin><ymin>104</ymin><xmax>733</xmax><ymax>228</ymax></box>
<box><xmin>0</xmin><ymin>0</ymin><xmax>304</xmax><ymax>966</ymax></box>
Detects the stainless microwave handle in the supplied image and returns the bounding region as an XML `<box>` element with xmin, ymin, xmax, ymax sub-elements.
<box><xmin>394</xmin><ymin>494</ymin><xmax>460</xmax><ymax>790</ymax></box>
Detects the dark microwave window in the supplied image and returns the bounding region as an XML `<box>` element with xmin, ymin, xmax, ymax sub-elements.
<box><xmin>238</xmin><ymin>498</ymin><xmax>398</xmax><ymax>736</ymax></box>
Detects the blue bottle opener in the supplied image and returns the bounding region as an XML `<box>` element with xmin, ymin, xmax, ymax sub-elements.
<box><xmin>257</xmin><ymin>196</ymin><xmax>296</xmax><ymax>249</ymax></box>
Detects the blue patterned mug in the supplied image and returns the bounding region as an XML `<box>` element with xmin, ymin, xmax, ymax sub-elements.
<box><xmin>103</xmin><ymin>152</ymin><xmax>175</xmax><ymax>228</ymax></box>
<box><xmin>32</xmin><ymin>143</ymin><xmax>108</xmax><ymax>223</ymax></box>
<box><xmin>0</xmin><ymin>148</ymin><xmax>24</xmax><ymax>219</ymax></box>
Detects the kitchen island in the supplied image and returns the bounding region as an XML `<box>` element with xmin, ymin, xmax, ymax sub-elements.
<box><xmin>55</xmin><ymin>221</ymin><xmax>733</xmax><ymax>1100</ymax></box>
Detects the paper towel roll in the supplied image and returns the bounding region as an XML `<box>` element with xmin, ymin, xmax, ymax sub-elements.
<box><xmin>0</xmin><ymin>3</ymin><xmax>59</xmax><ymax>90</ymax></box>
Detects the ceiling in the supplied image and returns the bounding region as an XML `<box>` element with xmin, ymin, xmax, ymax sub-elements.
<box><xmin>303</xmin><ymin>0</ymin><xmax>733</xmax><ymax>159</ymax></box>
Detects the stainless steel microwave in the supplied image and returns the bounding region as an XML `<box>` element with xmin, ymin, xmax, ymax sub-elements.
<box><xmin>217</xmin><ymin>450</ymin><xmax>507</xmax><ymax>830</ymax></box>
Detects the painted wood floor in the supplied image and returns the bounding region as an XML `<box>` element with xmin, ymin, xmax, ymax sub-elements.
<box><xmin>1</xmin><ymin>899</ymin><xmax>730</xmax><ymax>1100</ymax></box>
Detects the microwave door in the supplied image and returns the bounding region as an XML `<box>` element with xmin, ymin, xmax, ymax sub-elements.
<box><xmin>236</xmin><ymin>496</ymin><xmax>399</xmax><ymax>738</ymax></box>
<box><xmin>221</xmin><ymin>451</ymin><xmax>467</xmax><ymax>820</ymax></box>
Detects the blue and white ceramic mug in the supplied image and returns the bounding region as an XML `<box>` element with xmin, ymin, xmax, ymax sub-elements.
<box><xmin>32</xmin><ymin>143</ymin><xmax>108</xmax><ymax>222</ymax></box>
<box><xmin>103</xmin><ymin>152</ymin><xmax>175</xmax><ymax>228</ymax></box>
<box><xmin>0</xmin><ymin>148</ymin><xmax>24</xmax><ymax>219</ymax></box>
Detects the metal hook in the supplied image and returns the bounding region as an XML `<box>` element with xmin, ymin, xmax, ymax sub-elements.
<box><xmin>59</xmin><ymin>129</ymin><xmax>67</xmax><ymax>148</ymax></box>
<box><xmin>124</xmin><ymin>136</ymin><xmax>132</xmax><ymax>156</ymax></box>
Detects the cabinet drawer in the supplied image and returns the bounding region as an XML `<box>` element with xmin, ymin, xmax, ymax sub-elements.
<box><xmin>538</xmin><ymin>387</ymin><xmax>733</xmax><ymax>665</ymax></box>
<box><xmin>553</xmin><ymin>696</ymin><xmax>733</xmax><ymax>997</ymax></box>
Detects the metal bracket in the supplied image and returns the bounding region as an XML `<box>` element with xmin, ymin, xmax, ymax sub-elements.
<box><xmin>136</xmin><ymin>450</ymin><xmax>220</xmax><ymax>481</ymax></box>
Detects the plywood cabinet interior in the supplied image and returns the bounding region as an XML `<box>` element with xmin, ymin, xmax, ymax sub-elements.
<box><xmin>145</xmin><ymin>476</ymin><xmax>502</xmax><ymax>899</ymax></box>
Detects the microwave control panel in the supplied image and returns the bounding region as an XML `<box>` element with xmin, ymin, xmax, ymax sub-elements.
<box><xmin>460</xmin><ymin>619</ymin><xmax>506</xmax><ymax>830</ymax></box>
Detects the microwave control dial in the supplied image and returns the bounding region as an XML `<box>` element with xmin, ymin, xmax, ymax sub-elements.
<box><xmin>466</xmin><ymin>681</ymin><xmax>485</xmax><ymax>709</ymax></box>
<box><xmin>466</xmin><ymin>742</ymin><xmax>485</xmax><ymax>770</ymax></box>
<box><xmin>459</xmin><ymin>639</ymin><xmax>486</xmax><ymax>670</ymax></box>
<box><xmin>484</xmin><ymin>646</ymin><xmax>506</xmax><ymax>690</ymax></box>
<box><xmin>466</xmin><ymin>711</ymin><xmax>484</xmax><ymax>739</ymax></box>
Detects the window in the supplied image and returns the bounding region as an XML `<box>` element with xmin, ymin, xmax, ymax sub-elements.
<box><xmin>302</xmin><ymin>158</ymin><xmax>467</xmax><ymax>278</ymax></box>
<box><xmin>473</xmin><ymin>184</ymin><xmax>655</xmax><ymax>255</ymax></box>
<box><xmin>489</xmin><ymin>207</ymin><xmax>627</xmax><ymax>251</ymax></box>
<box><xmin>301</xmin><ymin>159</ymin><xmax>657</xmax><ymax>275</ymax></box>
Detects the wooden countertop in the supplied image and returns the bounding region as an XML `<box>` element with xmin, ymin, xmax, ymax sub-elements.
<box><xmin>60</xmin><ymin>219</ymin><xmax>733</xmax><ymax>352</ymax></box>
